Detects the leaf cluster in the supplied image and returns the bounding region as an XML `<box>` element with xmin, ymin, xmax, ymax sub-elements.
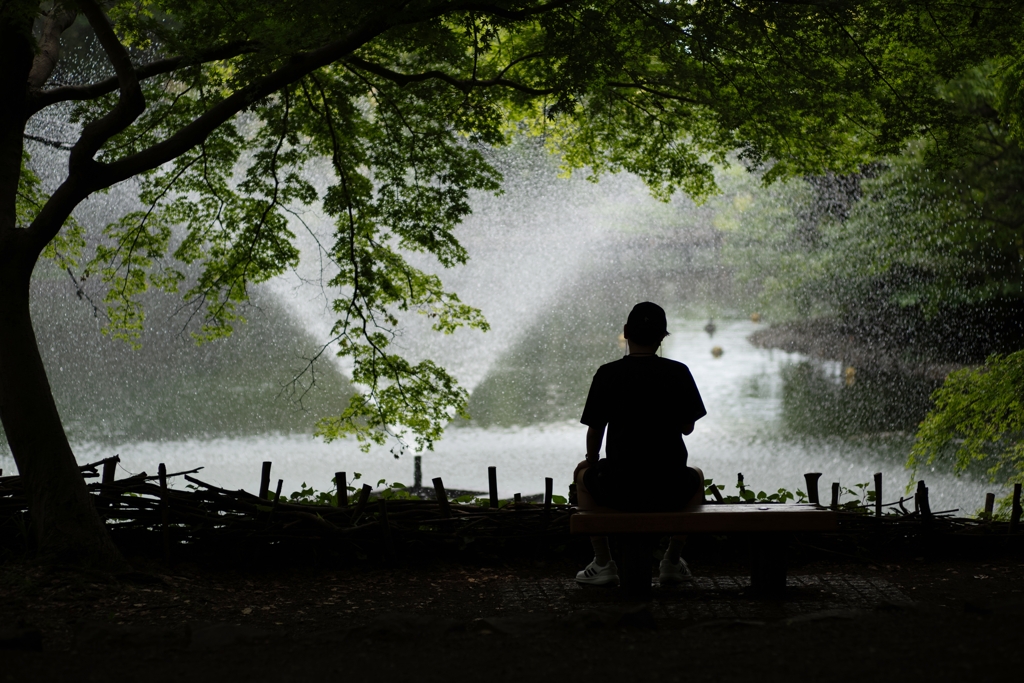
<box><xmin>909</xmin><ymin>351</ymin><xmax>1024</xmax><ymax>513</ymax></box>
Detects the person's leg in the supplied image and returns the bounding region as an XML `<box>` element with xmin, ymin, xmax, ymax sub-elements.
<box><xmin>661</xmin><ymin>466</ymin><xmax>703</xmax><ymax>584</ymax></box>
<box><xmin>575</xmin><ymin>461</ymin><xmax>617</xmax><ymax>585</ymax></box>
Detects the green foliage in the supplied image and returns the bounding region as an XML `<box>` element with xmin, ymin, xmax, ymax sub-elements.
<box><xmin>721</xmin><ymin>66</ymin><xmax>1024</xmax><ymax>322</ymax></box>
<box><xmin>271</xmin><ymin>472</ymin><xmax>416</xmax><ymax>505</ymax></box>
<box><xmin>19</xmin><ymin>151</ymin><xmax>84</xmax><ymax>272</ymax></box>
<box><xmin>909</xmin><ymin>351</ymin><xmax>1024</xmax><ymax>513</ymax></box>
<box><xmin>705</xmin><ymin>477</ymin><xmax>800</xmax><ymax>505</ymax></box>
<box><xmin>19</xmin><ymin>0</ymin><xmax>1024</xmax><ymax>455</ymax></box>
<box><xmin>704</xmin><ymin>477</ymin><xmax>876</xmax><ymax>512</ymax></box>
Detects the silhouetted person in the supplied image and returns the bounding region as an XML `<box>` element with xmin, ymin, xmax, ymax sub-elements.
<box><xmin>573</xmin><ymin>302</ymin><xmax>706</xmax><ymax>586</ymax></box>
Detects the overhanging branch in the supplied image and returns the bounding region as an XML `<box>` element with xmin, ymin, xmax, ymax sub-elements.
<box><xmin>344</xmin><ymin>55</ymin><xmax>555</xmax><ymax>95</ymax></box>
<box><xmin>27</xmin><ymin>41</ymin><xmax>259</xmax><ymax>116</ymax></box>
<box><xmin>69</xmin><ymin>0</ymin><xmax>146</xmax><ymax>173</ymax></box>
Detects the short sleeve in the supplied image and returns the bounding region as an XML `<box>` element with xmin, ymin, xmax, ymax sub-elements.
<box><xmin>580</xmin><ymin>367</ymin><xmax>611</xmax><ymax>427</ymax></box>
<box><xmin>680</xmin><ymin>366</ymin><xmax>707</xmax><ymax>423</ymax></box>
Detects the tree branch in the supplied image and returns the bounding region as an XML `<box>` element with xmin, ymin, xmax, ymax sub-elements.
<box><xmin>27</xmin><ymin>5</ymin><xmax>78</xmax><ymax>90</ymax></box>
<box><xmin>69</xmin><ymin>0</ymin><xmax>145</xmax><ymax>173</ymax></box>
<box><xmin>27</xmin><ymin>41</ymin><xmax>258</xmax><ymax>116</ymax></box>
<box><xmin>344</xmin><ymin>55</ymin><xmax>555</xmax><ymax>95</ymax></box>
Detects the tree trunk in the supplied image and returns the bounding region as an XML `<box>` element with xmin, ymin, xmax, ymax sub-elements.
<box><xmin>0</xmin><ymin>5</ymin><xmax>124</xmax><ymax>569</ymax></box>
<box><xmin>0</xmin><ymin>247</ymin><xmax>125</xmax><ymax>569</ymax></box>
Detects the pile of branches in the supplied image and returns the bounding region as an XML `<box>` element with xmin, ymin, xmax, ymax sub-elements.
<box><xmin>0</xmin><ymin>457</ymin><xmax>576</xmax><ymax>560</ymax></box>
<box><xmin>1</xmin><ymin>456</ymin><xmax>1020</xmax><ymax>562</ymax></box>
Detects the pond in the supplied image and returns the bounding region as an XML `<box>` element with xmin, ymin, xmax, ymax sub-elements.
<box><xmin>11</xmin><ymin>310</ymin><xmax>990</xmax><ymax>517</ymax></box>
<box><xmin>0</xmin><ymin>167</ymin><xmax>997</xmax><ymax>517</ymax></box>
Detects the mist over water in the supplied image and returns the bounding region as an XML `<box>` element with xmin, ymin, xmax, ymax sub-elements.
<box><xmin>1</xmin><ymin>137</ymin><xmax>997</xmax><ymax>516</ymax></box>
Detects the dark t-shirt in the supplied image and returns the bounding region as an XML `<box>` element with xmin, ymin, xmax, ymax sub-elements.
<box><xmin>580</xmin><ymin>355</ymin><xmax>706</xmax><ymax>472</ymax></box>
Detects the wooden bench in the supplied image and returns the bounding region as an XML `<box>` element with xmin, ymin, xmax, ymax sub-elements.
<box><xmin>570</xmin><ymin>503</ymin><xmax>838</xmax><ymax>596</ymax></box>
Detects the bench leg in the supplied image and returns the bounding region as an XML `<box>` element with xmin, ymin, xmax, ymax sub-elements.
<box><xmin>614</xmin><ymin>535</ymin><xmax>654</xmax><ymax>599</ymax></box>
<box><xmin>749</xmin><ymin>533</ymin><xmax>788</xmax><ymax>595</ymax></box>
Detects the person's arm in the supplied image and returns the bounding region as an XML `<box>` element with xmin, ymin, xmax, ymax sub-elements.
<box><xmin>586</xmin><ymin>424</ymin><xmax>606</xmax><ymax>461</ymax></box>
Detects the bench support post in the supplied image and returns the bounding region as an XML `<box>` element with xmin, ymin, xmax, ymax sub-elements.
<box><xmin>613</xmin><ymin>535</ymin><xmax>654</xmax><ymax>599</ymax></box>
<box><xmin>748</xmin><ymin>533</ymin><xmax>789</xmax><ymax>595</ymax></box>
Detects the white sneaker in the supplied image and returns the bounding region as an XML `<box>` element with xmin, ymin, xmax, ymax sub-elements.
<box><xmin>658</xmin><ymin>557</ymin><xmax>693</xmax><ymax>585</ymax></box>
<box><xmin>575</xmin><ymin>559</ymin><xmax>619</xmax><ymax>586</ymax></box>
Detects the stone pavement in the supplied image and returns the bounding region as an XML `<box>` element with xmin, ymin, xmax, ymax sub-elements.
<box><xmin>500</xmin><ymin>574</ymin><xmax>910</xmax><ymax>622</ymax></box>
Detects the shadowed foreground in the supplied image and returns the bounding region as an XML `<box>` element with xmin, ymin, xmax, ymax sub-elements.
<box><xmin>0</xmin><ymin>553</ymin><xmax>1021</xmax><ymax>682</ymax></box>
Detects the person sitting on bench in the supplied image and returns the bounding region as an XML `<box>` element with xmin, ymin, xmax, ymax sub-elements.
<box><xmin>573</xmin><ymin>301</ymin><xmax>707</xmax><ymax>586</ymax></box>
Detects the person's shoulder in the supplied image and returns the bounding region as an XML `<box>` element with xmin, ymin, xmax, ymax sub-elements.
<box><xmin>594</xmin><ymin>358</ymin><xmax>628</xmax><ymax>375</ymax></box>
<box><xmin>657</xmin><ymin>357</ymin><xmax>691</xmax><ymax>371</ymax></box>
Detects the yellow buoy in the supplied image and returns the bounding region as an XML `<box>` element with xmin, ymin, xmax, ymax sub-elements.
<box><xmin>750</xmin><ymin>312</ymin><xmax>761</xmax><ymax>323</ymax></box>
<box><xmin>711</xmin><ymin>346</ymin><xmax>723</xmax><ymax>358</ymax></box>
<box><xmin>844</xmin><ymin>366</ymin><xmax>856</xmax><ymax>386</ymax></box>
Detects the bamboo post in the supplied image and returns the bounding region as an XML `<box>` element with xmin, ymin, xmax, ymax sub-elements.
<box><xmin>873</xmin><ymin>472</ymin><xmax>882</xmax><ymax>518</ymax></box>
<box><xmin>916</xmin><ymin>480</ymin><xmax>932</xmax><ymax>520</ymax></box>
<box><xmin>272</xmin><ymin>479</ymin><xmax>284</xmax><ymax>512</ymax></box>
<box><xmin>488</xmin><ymin>466</ymin><xmax>498</xmax><ymax>509</ymax></box>
<box><xmin>984</xmin><ymin>493</ymin><xmax>995</xmax><ymax>519</ymax></box>
<box><xmin>804</xmin><ymin>473</ymin><xmax>822</xmax><ymax>505</ymax></box>
<box><xmin>432</xmin><ymin>477</ymin><xmax>452</xmax><ymax>519</ymax></box>
<box><xmin>737</xmin><ymin>472</ymin><xmax>745</xmax><ymax>494</ymax></box>
<box><xmin>158</xmin><ymin>463</ymin><xmax>169</xmax><ymax>562</ymax></box>
<box><xmin>352</xmin><ymin>484</ymin><xmax>372</xmax><ymax>523</ymax></box>
<box><xmin>1011</xmin><ymin>484</ymin><xmax>1022</xmax><ymax>533</ymax></box>
<box><xmin>413</xmin><ymin>456</ymin><xmax>422</xmax><ymax>489</ymax></box>
<box><xmin>544</xmin><ymin>477</ymin><xmax>553</xmax><ymax>514</ymax></box>
<box><xmin>378</xmin><ymin>499</ymin><xmax>395</xmax><ymax>556</ymax></box>
<box><xmin>259</xmin><ymin>461</ymin><xmax>272</xmax><ymax>500</ymax></box>
<box><xmin>335</xmin><ymin>472</ymin><xmax>348</xmax><ymax>507</ymax></box>
<box><xmin>102</xmin><ymin>456</ymin><xmax>119</xmax><ymax>484</ymax></box>
<box><xmin>831</xmin><ymin>482</ymin><xmax>840</xmax><ymax>511</ymax></box>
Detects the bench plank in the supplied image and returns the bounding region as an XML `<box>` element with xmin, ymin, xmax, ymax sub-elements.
<box><xmin>570</xmin><ymin>503</ymin><xmax>837</xmax><ymax>534</ymax></box>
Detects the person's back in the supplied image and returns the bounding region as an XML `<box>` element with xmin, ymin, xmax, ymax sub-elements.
<box><xmin>581</xmin><ymin>354</ymin><xmax>704</xmax><ymax>511</ymax></box>
<box><xmin>573</xmin><ymin>301</ymin><xmax>706</xmax><ymax>585</ymax></box>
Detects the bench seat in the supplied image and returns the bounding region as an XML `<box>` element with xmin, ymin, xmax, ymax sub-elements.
<box><xmin>569</xmin><ymin>503</ymin><xmax>838</xmax><ymax>596</ymax></box>
<box><xmin>570</xmin><ymin>503</ymin><xmax>837</xmax><ymax>535</ymax></box>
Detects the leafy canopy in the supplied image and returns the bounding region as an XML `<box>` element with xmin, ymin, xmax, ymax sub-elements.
<box><xmin>909</xmin><ymin>352</ymin><xmax>1024</xmax><ymax>513</ymax></box>
<box><xmin>19</xmin><ymin>0</ymin><xmax>1022</xmax><ymax>451</ymax></box>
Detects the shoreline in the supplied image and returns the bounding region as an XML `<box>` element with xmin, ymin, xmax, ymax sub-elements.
<box><xmin>748</xmin><ymin>319</ymin><xmax>966</xmax><ymax>382</ymax></box>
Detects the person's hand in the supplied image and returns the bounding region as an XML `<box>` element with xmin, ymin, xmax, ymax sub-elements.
<box><xmin>574</xmin><ymin>455</ymin><xmax>597</xmax><ymax>484</ymax></box>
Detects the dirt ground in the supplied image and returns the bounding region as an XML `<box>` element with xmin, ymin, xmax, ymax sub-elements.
<box><xmin>1</xmin><ymin>544</ymin><xmax>1022</xmax><ymax>683</ymax></box>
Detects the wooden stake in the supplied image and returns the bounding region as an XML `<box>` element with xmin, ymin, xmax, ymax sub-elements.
<box><xmin>158</xmin><ymin>463</ymin><xmax>169</xmax><ymax>563</ymax></box>
<box><xmin>259</xmin><ymin>461</ymin><xmax>272</xmax><ymax>500</ymax></box>
<box><xmin>803</xmin><ymin>473</ymin><xmax>822</xmax><ymax>505</ymax></box>
<box><xmin>514</xmin><ymin>493</ymin><xmax>522</xmax><ymax>506</ymax></box>
<box><xmin>488</xmin><ymin>466</ymin><xmax>498</xmax><ymax>509</ymax></box>
<box><xmin>709</xmin><ymin>484</ymin><xmax>724</xmax><ymax>503</ymax></box>
<box><xmin>873</xmin><ymin>472</ymin><xmax>882</xmax><ymax>518</ymax></box>
<box><xmin>335</xmin><ymin>472</ymin><xmax>348</xmax><ymax>507</ymax></box>
<box><xmin>272</xmin><ymin>479</ymin><xmax>284</xmax><ymax>512</ymax></box>
<box><xmin>831</xmin><ymin>482</ymin><xmax>840</xmax><ymax>511</ymax></box>
<box><xmin>352</xmin><ymin>483</ymin><xmax>372</xmax><ymax>523</ymax></box>
<box><xmin>1011</xmin><ymin>484</ymin><xmax>1022</xmax><ymax>533</ymax></box>
<box><xmin>102</xmin><ymin>456</ymin><xmax>119</xmax><ymax>484</ymax></box>
<box><xmin>917</xmin><ymin>480</ymin><xmax>932</xmax><ymax>520</ymax></box>
<box><xmin>432</xmin><ymin>477</ymin><xmax>452</xmax><ymax>519</ymax></box>
<box><xmin>413</xmin><ymin>455</ymin><xmax>422</xmax><ymax>489</ymax></box>
<box><xmin>984</xmin><ymin>493</ymin><xmax>995</xmax><ymax>519</ymax></box>
<box><xmin>544</xmin><ymin>477</ymin><xmax>553</xmax><ymax>514</ymax></box>
<box><xmin>378</xmin><ymin>498</ymin><xmax>395</xmax><ymax>556</ymax></box>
